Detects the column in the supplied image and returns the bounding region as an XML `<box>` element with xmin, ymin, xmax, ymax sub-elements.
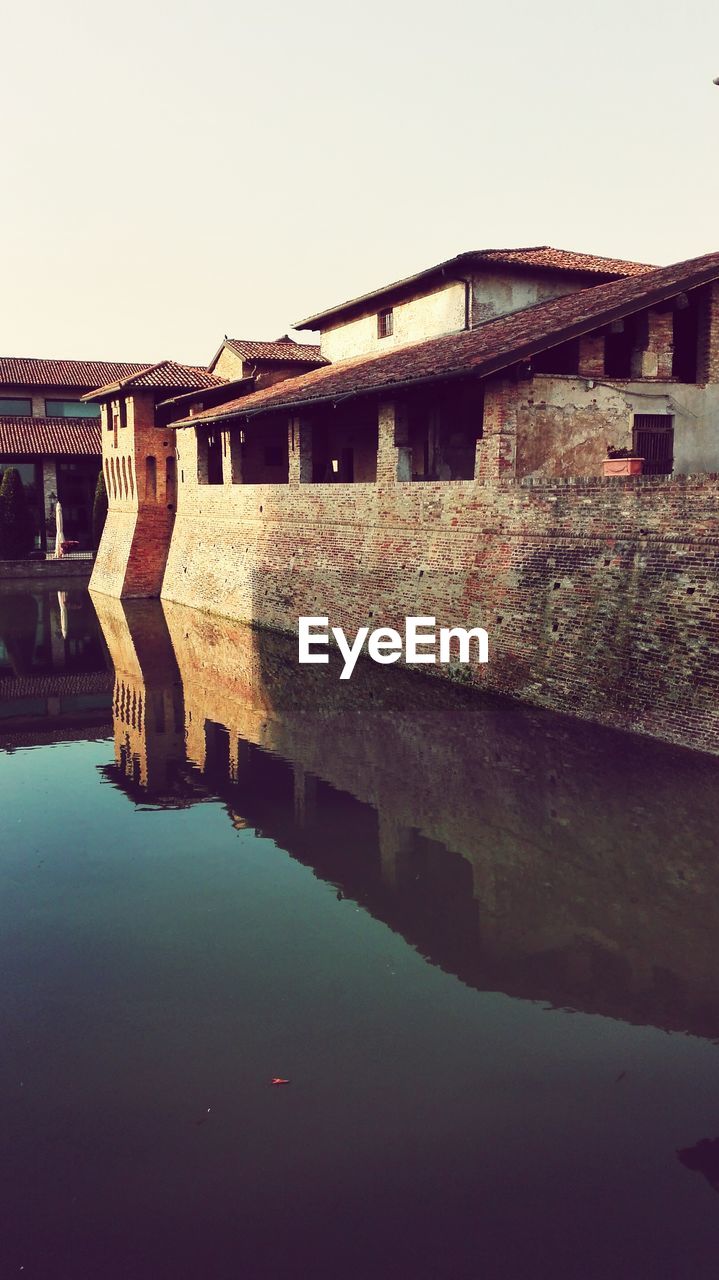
<box><xmin>578</xmin><ymin>333</ymin><xmax>605</xmax><ymax>378</ymax></box>
<box><xmin>474</xmin><ymin>378</ymin><xmax>517</xmax><ymax>484</ymax></box>
<box><xmin>630</xmin><ymin>309</ymin><xmax>674</xmax><ymax>379</ymax></box>
<box><xmin>288</xmin><ymin>416</ymin><xmax>313</xmax><ymax>485</ymax></box>
<box><xmin>42</xmin><ymin>459</ymin><xmax>58</xmax><ymax>553</ymax></box>
<box><xmin>697</xmin><ymin>281</ymin><xmax>719</xmax><ymax>383</ymax></box>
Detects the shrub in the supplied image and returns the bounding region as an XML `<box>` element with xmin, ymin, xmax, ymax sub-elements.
<box><xmin>92</xmin><ymin>470</ymin><xmax>108</xmax><ymax>550</ymax></box>
<box><xmin>0</xmin><ymin>468</ymin><xmax>35</xmax><ymax>559</ymax></box>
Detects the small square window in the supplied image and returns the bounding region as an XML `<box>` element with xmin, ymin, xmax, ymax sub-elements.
<box><xmin>377</xmin><ymin>308</ymin><xmax>393</xmax><ymax>339</ymax></box>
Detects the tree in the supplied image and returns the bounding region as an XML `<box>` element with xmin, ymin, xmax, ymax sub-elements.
<box><xmin>92</xmin><ymin>470</ymin><xmax>108</xmax><ymax>550</ymax></box>
<box><xmin>0</xmin><ymin>468</ymin><xmax>35</xmax><ymax>559</ymax></box>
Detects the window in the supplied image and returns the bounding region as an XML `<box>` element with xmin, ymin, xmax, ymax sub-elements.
<box><xmin>45</xmin><ymin>399</ymin><xmax>101</xmax><ymax>418</ymax></box>
<box><xmin>146</xmin><ymin>456</ymin><xmax>157</xmax><ymax>500</ymax></box>
<box><xmin>263</xmin><ymin>445</ymin><xmax>284</xmax><ymax>468</ymax></box>
<box><xmin>633</xmin><ymin>414</ymin><xmax>674</xmax><ymax>475</ymax></box>
<box><xmin>377</xmin><ymin>308</ymin><xmax>394</xmax><ymax>339</ymax></box>
<box><xmin>0</xmin><ymin>397</ymin><xmax>32</xmax><ymax>415</ymax></box>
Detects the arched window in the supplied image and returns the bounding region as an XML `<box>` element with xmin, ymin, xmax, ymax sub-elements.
<box><xmin>146</xmin><ymin>456</ymin><xmax>157</xmax><ymax>500</ymax></box>
<box><xmin>121</xmin><ymin>456</ymin><xmax>128</xmax><ymax>499</ymax></box>
<box><xmin>127</xmin><ymin>456</ymin><xmax>134</xmax><ymax>499</ymax></box>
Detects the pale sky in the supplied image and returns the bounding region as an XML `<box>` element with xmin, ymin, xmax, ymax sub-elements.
<box><xmin>2</xmin><ymin>0</ymin><xmax>718</xmax><ymax>366</ymax></box>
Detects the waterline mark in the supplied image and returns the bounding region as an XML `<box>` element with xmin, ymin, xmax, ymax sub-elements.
<box><xmin>298</xmin><ymin>616</ymin><xmax>489</xmax><ymax>681</ymax></box>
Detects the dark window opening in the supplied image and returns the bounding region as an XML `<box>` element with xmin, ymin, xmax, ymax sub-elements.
<box><xmin>198</xmin><ymin>428</ymin><xmax>224</xmax><ymax>485</ymax></box>
<box><xmin>633</xmin><ymin>414</ymin><xmax>674</xmax><ymax>475</ymax></box>
<box><xmin>605</xmin><ymin>317</ymin><xmax>637</xmax><ymax>378</ymax></box>
<box><xmin>531</xmin><ymin>338</ymin><xmax>579</xmax><ymax>376</ymax></box>
<box><xmin>406</xmin><ymin>382</ymin><xmax>480</xmax><ymax>481</ymax></box>
<box><xmin>672</xmin><ymin>296</ymin><xmax>699</xmax><ymax>382</ymax></box>
<box><xmin>377</xmin><ymin>308</ymin><xmax>394</xmax><ymax>339</ymax></box>
<box><xmin>264</xmin><ymin>445</ymin><xmax>283</xmax><ymax>468</ymax></box>
<box><xmin>0</xmin><ymin>397</ymin><xmax>32</xmax><ymax>416</ymax></box>
<box><xmin>146</xmin><ymin>456</ymin><xmax>157</xmax><ymax>500</ymax></box>
<box><xmin>310</xmin><ymin>413</ymin><xmax>378</xmax><ymax>483</ymax></box>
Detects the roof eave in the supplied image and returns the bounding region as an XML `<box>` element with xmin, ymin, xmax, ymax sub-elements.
<box><xmin>172</xmin><ymin>258</ymin><xmax>719</xmax><ymax>430</ymax></box>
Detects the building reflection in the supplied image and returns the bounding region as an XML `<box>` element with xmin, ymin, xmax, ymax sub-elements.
<box><xmin>92</xmin><ymin>592</ymin><xmax>719</xmax><ymax>1040</ymax></box>
<box><xmin>0</xmin><ymin>586</ymin><xmax>112</xmax><ymax>748</ymax></box>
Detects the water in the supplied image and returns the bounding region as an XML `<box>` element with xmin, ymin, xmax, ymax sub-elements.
<box><xmin>2</xmin><ymin>586</ymin><xmax>719</xmax><ymax>1279</ymax></box>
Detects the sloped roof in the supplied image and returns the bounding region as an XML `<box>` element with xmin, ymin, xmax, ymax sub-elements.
<box><xmin>84</xmin><ymin>359</ymin><xmax>225</xmax><ymax>400</ymax></box>
<box><xmin>223</xmin><ymin>337</ymin><xmax>326</xmax><ymax>364</ymax></box>
<box><xmin>474</xmin><ymin>247</ymin><xmax>653</xmax><ymax>275</ymax></box>
<box><xmin>295</xmin><ymin>245</ymin><xmax>654</xmax><ymax>329</ymax></box>
<box><xmin>0</xmin><ymin>416</ymin><xmax>101</xmax><ymax>457</ymax></box>
<box><xmin>0</xmin><ymin>355</ymin><xmax>153</xmax><ymax>390</ymax></box>
<box><xmin>177</xmin><ymin>250</ymin><xmax>719</xmax><ymax>428</ymax></box>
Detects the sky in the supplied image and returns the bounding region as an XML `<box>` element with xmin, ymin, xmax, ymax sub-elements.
<box><xmin>1</xmin><ymin>0</ymin><xmax>718</xmax><ymax>366</ymax></box>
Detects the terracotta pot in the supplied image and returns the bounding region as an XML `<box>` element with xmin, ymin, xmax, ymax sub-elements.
<box><xmin>603</xmin><ymin>457</ymin><xmax>644</xmax><ymax>477</ymax></box>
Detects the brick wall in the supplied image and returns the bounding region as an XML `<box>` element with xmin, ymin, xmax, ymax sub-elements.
<box><xmin>160</xmin><ymin>454</ymin><xmax>719</xmax><ymax>755</ymax></box>
<box><xmin>90</xmin><ymin>390</ymin><xmax>177</xmax><ymax>598</ymax></box>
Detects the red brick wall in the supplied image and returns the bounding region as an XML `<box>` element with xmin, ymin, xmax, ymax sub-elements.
<box><xmin>91</xmin><ymin>390</ymin><xmax>177</xmax><ymax>598</ymax></box>
<box><xmin>160</xmin><ymin>471</ymin><xmax>719</xmax><ymax>756</ymax></box>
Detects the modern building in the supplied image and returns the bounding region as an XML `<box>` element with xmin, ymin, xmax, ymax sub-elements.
<box><xmin>0</xmin><ymin>355</ymin><xmax>154</xmax><ymax>551</ymax></box>
<box><xmin>0</xmin><ymin>341</ymin><xmax>325</xmax><ymax>553</ymax></box>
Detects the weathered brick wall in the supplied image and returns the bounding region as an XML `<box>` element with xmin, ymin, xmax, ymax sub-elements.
<box><xmin>90</xmin><ymin>390</ymin><xmax>177</xmax><ymax>598</ymax></box>
<box><xmin>161</xmin><ymin>468</ymin><xmax>719</xmax><ymax>755</ymax></box>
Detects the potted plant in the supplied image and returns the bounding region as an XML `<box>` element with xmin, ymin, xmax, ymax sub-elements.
<box><xmin>602</xmin><ymin>444</ymin><xmax>644</xmax><ymax>477</ymax></box>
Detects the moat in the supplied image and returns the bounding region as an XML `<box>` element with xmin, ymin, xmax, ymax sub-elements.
<box><xmin>2</xmin><ymin>585</ymin><xmax>719</xmax><ymax>1278</ymax></box>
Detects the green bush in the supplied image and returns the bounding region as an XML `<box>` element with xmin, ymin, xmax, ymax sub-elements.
<box><xmin>0</xmin><ymin>468</ymin><xmax>35</xmax><ymax>559</ymax></box>
<box><xmin>92</xmin><ymin>470</ymin><xmax>108</xmax><ymax>550</ymax></box>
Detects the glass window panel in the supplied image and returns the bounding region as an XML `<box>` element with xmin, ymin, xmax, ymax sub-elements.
<box><xmin>45</xmin><ymin>400</ymin><xmax>101</xmax><ymax>418</ymax></box>
<box><xmin>0</xmin><ymin>397</ymin><xmax>32</xmax><ymax>415</ymax></box>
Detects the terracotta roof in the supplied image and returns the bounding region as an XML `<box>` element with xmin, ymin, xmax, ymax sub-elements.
<box><xmin>84</xmin><ymin>359</ymin><xmax>225</xmax><ymax>400</ymax></box>
<box><xmin>0</xmin><ymin>356</ymin><xmax>153</xmax><ymax>390</ymax></box>
<box><xmin>0</xmin><ymin>416</ymin><xmax>101</xmax><ymax>457</ymax></box>
<box><xmin>178</xmin><ymin>251</ymin><xmax>719</xmax><ymax>427</ymax></box>
<box><xmin>295</xmin><ymin>246</ymin><xmax>654</xmax><ymax>329</ymax></box>
<box><xmin>474</xmin><ymin>246</ymin><xmax>653</xmax><ymax>276</ymax></box>
<box><xmin>223</xmin><ymin>337</ymin><xmax>326</xmax><ymax>365</ymax></box>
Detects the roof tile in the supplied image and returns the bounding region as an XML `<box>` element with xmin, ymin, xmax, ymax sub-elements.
<box><xmin>181</xmin><ymin>251</ymin><xmax>719</xmax><ymax>426</ymax></box>
<box><xmin>0</xmin><ymin>356</ymin><xmax>154</xmax><ymax>390</ymax></box>
<box><xmin>0</xmin><ymin>416</ymin><xmax>101</xmax><ymax>457</ymax></box>
<box><xmin>224</xmin><ymin>338</ymin><xmax>326</xmax><ymax>365</ymax></box>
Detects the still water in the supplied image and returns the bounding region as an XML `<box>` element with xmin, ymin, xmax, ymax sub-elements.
<box><xmin>2</xmin><ymin>586</ymin><xmax>719</xmax><ymax>1278</ymax></box>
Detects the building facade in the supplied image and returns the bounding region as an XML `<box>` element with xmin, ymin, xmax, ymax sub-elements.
<box><xmin>88</xmin><ymin>245</ymin><xmax>719</xmax><ymax>755</ymax></box>
<box><xmin>0</xmin><ymin>355</ymin><xmax>154</xmax><ymax>552</ymax></box>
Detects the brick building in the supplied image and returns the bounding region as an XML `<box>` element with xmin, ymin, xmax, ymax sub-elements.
<box><xmin>88</xmin><ymin>245</ymin><xmax>719</xmax><ymax>755</ymax></box>
<box><xmin>0</xmin><ymin>355</ymin><xmax>158</xmax><ymax>552</ymax></box>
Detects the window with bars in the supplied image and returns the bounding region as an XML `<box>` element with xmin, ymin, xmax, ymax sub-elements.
<box><xmin>632</xmin><ymin>414</ymin><xmax>674</xmax><ymax>475</ymax></box>
<box><xmin>377</xmin><ymin>308</ymin><xmax>394</xmax><ymax>339</ymax></box>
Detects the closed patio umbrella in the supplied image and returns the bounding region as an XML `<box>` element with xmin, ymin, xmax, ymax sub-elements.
<box><xmin>54</xmin><ymin>500</ymin><xmax>64</xmax><ymax>558</ymax></box>
<box><xmin>58</xmin><ymin>590</ymin><xmax>68</xmax><ymax>640</ymax></box>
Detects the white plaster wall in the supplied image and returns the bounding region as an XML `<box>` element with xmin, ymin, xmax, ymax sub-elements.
<box><xmin>320</xmin><ymin>281</ymin><xmax>466</xmax><ymax>361</ymax></box>
<box><xmin>523</xmin><ymin>376</ymin><xmax>719</xmax><ymax>476</ymax></box>
<box><xmin>472</xmin><ymin>270</ymin><xmax>579</xmax><ymax>325</ymax></box>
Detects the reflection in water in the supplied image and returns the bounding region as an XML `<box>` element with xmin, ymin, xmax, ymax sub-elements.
<box><xmin>0</xmin><ymin>585</ymin><xmax>112</xmax><ymax>748</ymax></box>
<box><xmin>93</xmin><ymin>594</ymin><xmax>719</xmax><ymax>1041</ymax></box>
